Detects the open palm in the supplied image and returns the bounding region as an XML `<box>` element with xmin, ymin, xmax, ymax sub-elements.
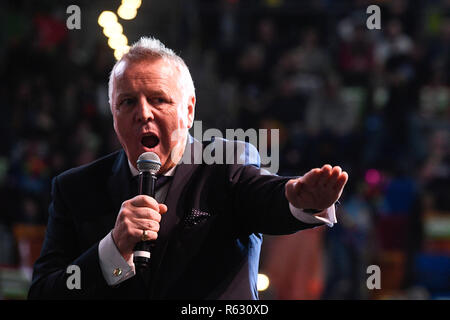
<box><xmin>285</xmin><ymin>165</ymin><xmax>348</xmax><ymax>211</ymax></box>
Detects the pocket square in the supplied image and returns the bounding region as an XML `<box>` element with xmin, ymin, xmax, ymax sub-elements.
<box><xmin>184</xmin><ymin>208</ymin><xmax>211</xmax><ymax>227</ymax></box>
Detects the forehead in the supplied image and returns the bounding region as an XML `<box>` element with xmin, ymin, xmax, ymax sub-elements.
<box><xmin>113</xmin><ymin>58</ymin><xmax>182</xmax><ymax>90</ymax></box>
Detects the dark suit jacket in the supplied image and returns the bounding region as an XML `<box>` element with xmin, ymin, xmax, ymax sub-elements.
<box><xmin>28</xmin><ymin>138</ymin><xmax>321</xmax><ymax>299</ymax></box>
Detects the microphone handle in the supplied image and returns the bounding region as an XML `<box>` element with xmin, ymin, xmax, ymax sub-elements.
<box><xmin>133</xmin><ymin>172</ymin><xmax>157</xmax><ymax>269</ymax></box>
<box><xmin>139</xmin><ymin>171</ymin><xmax>156</xmax><ymax>197</ymax></box>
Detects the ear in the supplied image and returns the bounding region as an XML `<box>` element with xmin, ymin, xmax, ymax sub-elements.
<box><xmin>186</xmin><ymin>95</ymin><xmax>196</xmax><ymax>129</ymax></box>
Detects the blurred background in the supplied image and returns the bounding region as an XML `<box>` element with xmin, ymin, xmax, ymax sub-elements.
<box><xmin>0</xmin><ymin>0</ymin><xmax>449</xmax><ymax>300</ymax></box>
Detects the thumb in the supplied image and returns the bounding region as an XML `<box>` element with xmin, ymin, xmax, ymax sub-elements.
<box><xmin>159</xmin><ymin>203</ymin><xmax>168</xmax><ymax>214</ymax></box>
<box><xmin>285</xmin><ymin>179</ymin><xmax>300</xmax><ymax>202</ymax></box>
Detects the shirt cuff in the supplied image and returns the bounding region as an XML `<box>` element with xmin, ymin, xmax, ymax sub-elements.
<box><xmin>98</xmin><ymin>231</ymin><xmax>136</xmax><ymax>286</ymax></box>
<box><xmin>289</xmin><ymin>203</ymin><xmax>337</xmax><ymax>227</ymax></box>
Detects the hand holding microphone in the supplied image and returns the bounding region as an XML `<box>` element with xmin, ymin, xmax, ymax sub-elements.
<box><xmin>133</xmin><ymin>152</ymin><xmax>162</xmax><ymax>269</ymax></box>
<box><xmin>111</xmin><ymin>152</ymin><xmax>167</xmax><ymax>268</ymax></box>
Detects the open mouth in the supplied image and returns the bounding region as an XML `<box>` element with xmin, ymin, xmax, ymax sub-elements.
<box><xmin>141</xmin><ymin>134</ymin><xmax>159</xmax><ymax>149</ymax></box>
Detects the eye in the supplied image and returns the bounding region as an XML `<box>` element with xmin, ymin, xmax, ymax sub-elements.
<box><xmin>148</xmin><ymin>97</ymin><xmax>167</xmax><ymax>105</ymax></box>
<box><xmin>119</xmin><ymin>97</ymin><xmax>136</xmax><ymax>107</ymax></box>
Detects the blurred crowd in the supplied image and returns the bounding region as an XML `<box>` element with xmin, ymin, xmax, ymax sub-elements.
<box><xmin>0</xmin><ymin>0</ymin><xmax>449</xmax><ymax>299</ymax></box>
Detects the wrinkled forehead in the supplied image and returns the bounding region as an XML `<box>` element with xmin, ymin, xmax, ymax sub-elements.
<box><xmin>113</xmin><ymin>57</ymin><xmax>181</xmax><ymax>81</ymax></box>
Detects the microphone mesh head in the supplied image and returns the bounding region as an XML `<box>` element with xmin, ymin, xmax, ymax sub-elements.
<box><xmin>137</xmin><ymin>152</ymin><xmax>161</xmax><ymax>174</ymax></box>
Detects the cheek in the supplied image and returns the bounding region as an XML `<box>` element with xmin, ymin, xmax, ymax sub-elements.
<box><xmin>113</xmin><ymin>118</ymin><xmax>124</xmax><ymax>138</ymax></box>
<box><xmin>178</xmin><ymin>116</ymin><xmax>188</xmax><ymax>129</ymax></box>
<box><xmin>113</xmin><ymin>116</ymin><xmax>122</xmax><ymax>139</ymax></box>
<box><xmin>176</xmin><ymin>104</ymin><xmax>190</xmax><ymax>129</ymax></box>
<box><xmin>114</xmin><ymin>115</ymin><xmax>135</xmax><ymax>146</ymax></box>
<box><xmin>159</xmin><ymin>109</ymin><xmax>183</xmax><ymax>135</ymax></box>
<box><xmin>159</xmin><ymin>121</ymin><xmax>186</xmax><ymax>154</ymax></box>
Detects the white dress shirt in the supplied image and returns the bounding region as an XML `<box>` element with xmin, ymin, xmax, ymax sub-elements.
<box><xmin>98</xmin><ymin>163</ymin><xmax>337</xmax><ymax>286</ymax></box>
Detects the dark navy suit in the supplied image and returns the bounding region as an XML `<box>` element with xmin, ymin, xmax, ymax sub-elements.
<box><xmin>28</xmin><ymin>138</ymin><xmax>320</xmax><ymax>299</ymax></box>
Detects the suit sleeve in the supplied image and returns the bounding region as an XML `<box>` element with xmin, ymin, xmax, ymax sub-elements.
<box><xmin>227</xmin><ymin>142</ymin><xmax>323</xmax><ymax>235</ymax></box>
<box><xmin>28</xmin><ymin>176</ymin><xmax>109</xmax><ymax>299</ymax></box>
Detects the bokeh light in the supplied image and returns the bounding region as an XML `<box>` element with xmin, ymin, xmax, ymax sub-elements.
<box><xmin>122</xmin><ymin>0</ymin><xmax>142</xmax><ymax>9</ymax></box>
<box><xmin>114</xmin><ymin>45</ymin><xmax>130</xmax><ymax>60</ymax></box>
<box><xmin>98</xmin><ymin>1</ymin><xmax>143</xmax><ymax>59</ymax></box>
<box><xmin>108</xmin><ymin>34</ymin><xmax>128</xmax><ymax>50</ymax></box>
<box><xmin>102</xmin><ymin>21</ymin><xmax>123</xmax><ymax>38</ymax></box>
<box><xmin>97</xmin><ymin>11</ymin><xmax>118</xmax><ymax>27</ymax></box>
<box><xmin>365</xmin><ymin>168</ymin><xmax>381</xmax><ymax>185</ymax></box>
<box><xmin>117</xmin><ymin>4</ymin><xmax>137</xmax><ymax>20</ymax></box>
<box><xmin>257</xmin><ymin>273</ymin><xmax>270</xmax><ymax>291</ymax></box>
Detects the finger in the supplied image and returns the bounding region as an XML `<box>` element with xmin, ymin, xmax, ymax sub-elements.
<box><xmin>334</xmin><ymin>171</ymin><xmax>348</xmax><ymax>192</ymax></box>
<box><xmin>285</xmin><ymin>179</ymin><xmax>299</xmax><ymax>200</ymax></box>
<box><xmin>133</xmin><ymin>218</ymin><xmax>160</xmax><ymax>233</ymax></box>
<box><xmin>130</xmin><ymin>195</ymin><xmax>160</xmax><ymax>210</ymax></box>
<box><xmin>128</xmin><ymin>207</ymin><xmax>162</xmax><ymax>223</ymax></box>
<box><xmin>329</xmin><ymin>166</ymin><xmax>342</xmax><ymax>182</ymax></box>
<box><xmin>317</xmin><ymin>164</ymin><xmax>332</xmax><ymax>186</ymax></box>
<box><xmin>300</xmin><ymin>168</ymin><xmax>321</xmax><ymax>186</ymax></box>
<box><xmin>124</xmin><ymin>206</ymin><xmax>162</xmax><ymax>222</ymax></box>
<box><xmin>159</xmin><ymin>204</ymin><xmax>168</xmax><ymax>214</ymax></box>
<box><xmin>131</xmin><ymin>228</ymin><xmax>158</xmax><ymax>241</ymax></box>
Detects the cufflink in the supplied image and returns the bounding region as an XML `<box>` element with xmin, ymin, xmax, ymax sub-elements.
<box><xmin>113</xmin><ymin>268</ymin><xmax>122</xmax><ymax>277</ymax></box>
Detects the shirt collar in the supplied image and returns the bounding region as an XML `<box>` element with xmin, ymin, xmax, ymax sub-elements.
<box><xmin>128</xmin><ymin>159</ymin><xmax>177</xmax><ymax>177</ymax></box>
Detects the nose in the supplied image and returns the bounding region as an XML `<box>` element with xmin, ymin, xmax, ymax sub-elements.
<box><xmin>135</xmin><ymin>96</ymin><xmax>154</xmax><ymax>123</ymax></box>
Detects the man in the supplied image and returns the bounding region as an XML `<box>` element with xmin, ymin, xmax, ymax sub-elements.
<box><xmin>28</xmin><ymin>37</ymin><xmax>348</xmax><ymax>299</ymax></box>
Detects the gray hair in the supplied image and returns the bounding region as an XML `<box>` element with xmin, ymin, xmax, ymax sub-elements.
<box><xmin>108</xmin><ymin>36</ymin><xmax>195</xmax><ymax>107</ymax></box>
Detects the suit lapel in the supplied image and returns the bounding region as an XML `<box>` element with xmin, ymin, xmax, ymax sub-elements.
<box><xmin>107</xmin><ymin>150</ymin><xmax>134</xmax><ymax>217</ymax></box>
<box><xmin>104</xmin><ymin>142</ymin><xmax>206</xmax><ymax>298</ymax></box>
<box><xmin>148</xmin><ymin>138</ymin><xmax>203</xmax><ymax>298</ymax></box>
<box><xmin>106</xmin><ymin>150</ymin><xmax>152</xmax><ymax>297</ymax></box>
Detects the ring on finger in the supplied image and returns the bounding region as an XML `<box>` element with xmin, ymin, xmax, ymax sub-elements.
<box><xmin>141</xmin><ymin>229</ymin><xmax>149</xmax><ymax>241</ymax></box>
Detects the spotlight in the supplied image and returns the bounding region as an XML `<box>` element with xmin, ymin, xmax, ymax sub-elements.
<box><xmin>257</xmin><ymin>273</ymin><xmax>270</xmax><ymax>291</ymax></box>
<box><xmin>108</xmin><ymin>34</ymin><xmax>128</xmax><ymax>50</ymax></box>
<box><xmin>122</xmin><ymin>0</ymin><xmax>142</xmax><ymax>9</ymax></box>
<box><xmin>102</xmin><ymin>21</ymin><xmax>123</xmax><ymax>38</ymax></box>
<box><xmin>98</xmin><ymin>11</ymin><xmax>118</xmax><ymax>27</ymax></box>
<box><xmin>98</xmin><ymin>1</ymin><xmax>143</xmax><ymax>59</ymax></box>
<box><xmin>114</xmin><ymin>45</ymin><xmax>130</xmax><ymax>60</ymax></box>
<box><xmin>118</xmin><ymin>4</ymin><xmax>137</xmax><ymax>20</ymax></box>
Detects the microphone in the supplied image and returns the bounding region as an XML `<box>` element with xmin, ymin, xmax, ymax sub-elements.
<box><xmin>133</xmin><ymin>152</ymin><xmax>161</xmax><ymax>269</ymax></box>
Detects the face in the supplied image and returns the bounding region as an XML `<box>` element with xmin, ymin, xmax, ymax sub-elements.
<box><xmin>111</xmin><ymin>58</ymin><xmax>195</xmax><ymax>174</ymax></box>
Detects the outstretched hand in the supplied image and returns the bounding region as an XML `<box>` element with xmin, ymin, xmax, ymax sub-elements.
<box><xmin>285</xmin><ymin>164</ymin><xmax>348</xmax><ymax>211</ymax></box>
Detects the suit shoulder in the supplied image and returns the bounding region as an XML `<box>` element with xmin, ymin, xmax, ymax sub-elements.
<box><xmin>205</xmin><ymin>137</ymin><xmax>260</xmax><ymax>167</ymax></box>
<box><xmin>56</xmin><ymin>150</ymin><xmax>123</xmax><ymax>185</ymax></box>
